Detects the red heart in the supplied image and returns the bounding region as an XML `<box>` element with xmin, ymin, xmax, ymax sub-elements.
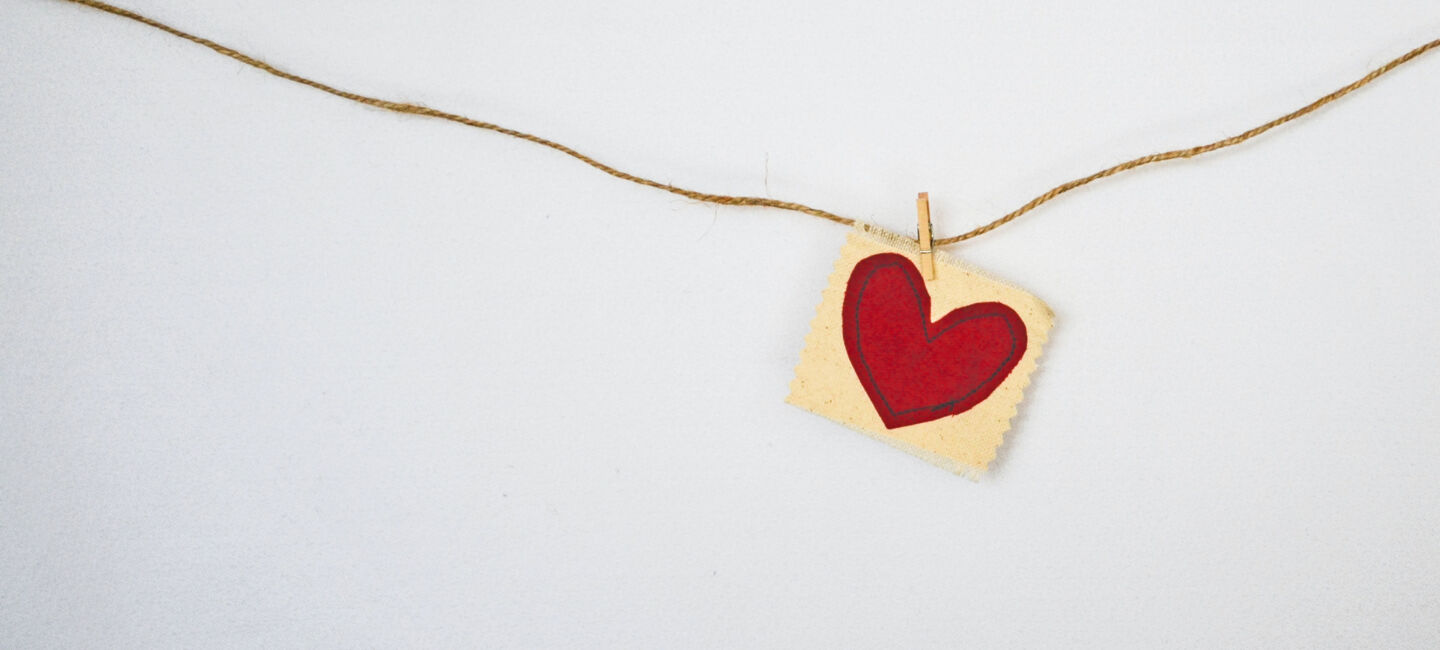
<box><xmin>842</xmin><ymin>253</ymin><xmax>1027</xmax><ymax>429</ymax></box>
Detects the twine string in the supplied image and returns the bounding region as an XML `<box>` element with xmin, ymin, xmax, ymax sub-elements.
<box><xmin>937</xmin><ymin>36</ymin><xmax>1440</xmax><ymax>245</ymax></box>
<box><xmin>58</xmin><ymin>0</ymin><xmax>1440</xmax><ymax>246</ymax></box>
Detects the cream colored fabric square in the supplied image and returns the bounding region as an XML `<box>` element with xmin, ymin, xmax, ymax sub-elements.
<box><xmin>788</xmin><ymin>225</ymin><xmax>1053</xmax><ymax>478</ymax></box>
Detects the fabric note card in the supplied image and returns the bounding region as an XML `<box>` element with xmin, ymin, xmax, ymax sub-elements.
<box><xmin>788</xmin><ymin>225</ymin><xmax>1053</xmax><ymax>478</ymax></box>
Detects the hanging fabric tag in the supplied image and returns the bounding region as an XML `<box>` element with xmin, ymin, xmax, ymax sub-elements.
<box><xmin>787</xmin><ymin>224</ymin><xmax>1053</xmax><ymax>478</ymax></box>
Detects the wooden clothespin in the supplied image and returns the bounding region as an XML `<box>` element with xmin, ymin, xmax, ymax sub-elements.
<box><xmin>916</xmin><ymin>192</ymin><xmax>935</xmax><ymax>280</ymax></box>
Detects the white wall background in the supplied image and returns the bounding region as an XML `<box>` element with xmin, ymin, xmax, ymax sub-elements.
<box><xmin>4</xmin><ymin>1</ymin><xmax>1439</xmax><ymax>647</ymax></box>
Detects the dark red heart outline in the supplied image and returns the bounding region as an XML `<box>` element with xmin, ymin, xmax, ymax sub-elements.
<box><xmin>842</xmin><ymin>253</ymin><xmax>1027</xmax><ymax>429</ymax></box>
